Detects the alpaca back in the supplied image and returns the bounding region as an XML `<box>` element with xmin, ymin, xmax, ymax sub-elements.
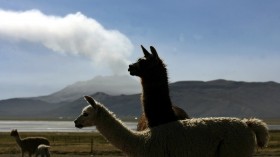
<box><xmin>138</xmin><ymin>118</ymin><xmax>266</xmax><ymax>157</ymax></box>
<box><xmin>21</xmin><ymin>137</ymin><xmax>50</xmax><ymax>154</ymax></box>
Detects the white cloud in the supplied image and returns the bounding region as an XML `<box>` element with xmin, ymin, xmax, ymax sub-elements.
<box><xmin>0</xmin><ymin>9</ymin><xmax>133</xmax><ymax>74</ymax></box>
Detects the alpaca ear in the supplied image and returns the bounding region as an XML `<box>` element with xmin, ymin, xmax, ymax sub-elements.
<box><xmin>141</xmin><ymin>45</ymin><xmax>151</xmax><ymax>58</ymax></box>
<box><xmin>84</xmin><ymin>96</ymin><xmax>97</xmax><ymax>109</ymax></box>
<box><xmin>150</xmin><ymin>46</ymin><xmax>159</xmax><ymax>59</ymax></box>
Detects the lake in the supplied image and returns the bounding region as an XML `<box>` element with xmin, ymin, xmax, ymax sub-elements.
<box><xmin>0</xmin><ymin>120</ymin><xmax>279</xmax><ymax>132</ymax></box>
<box><xmin>0</xmin><ymin>120</ymin><xmax>137</xmax><ymax>132</ymax></box>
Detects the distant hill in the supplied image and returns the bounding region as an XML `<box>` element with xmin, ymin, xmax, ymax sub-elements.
<box><xmin>0</xmin><ymin>77</ymin><xmax>279</xmax><ymax>120</ymax></box>
<box><xmin>34</xmin><ymin>75</ymin><xmax>141</xmax><ymax>103</ymax></box>
<box><xmin>169</xmin><ymin>80</ymin><xmax>280</xmax><ymax>118</ymax></box>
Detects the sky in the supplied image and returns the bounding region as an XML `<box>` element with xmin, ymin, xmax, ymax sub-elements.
<box><xmin>0</xmin><ymin>0</ymin><xmax>280</xmax><ymax>100</ymax></box>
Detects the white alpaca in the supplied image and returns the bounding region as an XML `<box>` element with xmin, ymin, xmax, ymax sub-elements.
<box><xmin>35</xmin><ymin>144</ymin><xmax>51</xmax><ymax>157</ymax></box>
<box><xmin>74</xmin><ymin>96</ymin><xmax>269</xmax><ymax>157</ymax></box>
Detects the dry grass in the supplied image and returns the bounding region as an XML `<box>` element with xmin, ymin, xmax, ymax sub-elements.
<box><xmin>264</xmin><ymin>119</ymin><xmax>280</xmax><ymax>125</ymax></box>
<box><xmin>1</xmin><ymin>130</ymin><xmax>279</xmax><ymax>157</ymax></box>
<box><xmin>1</xmin><ymin>132</ymin><xmax>124</xmax><ymax>157</ymax></box>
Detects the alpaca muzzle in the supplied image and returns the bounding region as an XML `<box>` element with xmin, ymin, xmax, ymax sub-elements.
<box><xmin>128</xmin><ymin>64</ymin><xmax>139</xmax><ymax>76</ymax></box>
<box><xmin>74</xmin><ymin>120</ymin><xmax>83</xmax><ymax>129</ymax></box>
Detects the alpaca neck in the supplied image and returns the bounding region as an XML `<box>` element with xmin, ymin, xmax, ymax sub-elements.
<box><xmin>94</xmin><ymin>104</ymin><xmax>140</xmax><ymax>154</ymax></box>
<box><xmin>141</xmin><ymin>74</ymin><xmax>177</xmax><ymax>128</ymax></box>
<box><xmin>13</xmin><ymin>135</ymin><xmax>23</xmax><ymax>148</ymax></box>
<box><xmin>141</xmin><ymin>77</ymin><xmax>170</xmax><ymax>98</ymax></box>
<box><xmin>141</xmin><ymin>68</ymin><xmax>170</xmax><ymax>96</ymax></box>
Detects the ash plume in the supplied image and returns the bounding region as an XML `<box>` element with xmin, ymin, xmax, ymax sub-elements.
<box><xmin>0</xmin><ymin>9</ymin><xmax>133</xmax><ymax>74</ymax></box>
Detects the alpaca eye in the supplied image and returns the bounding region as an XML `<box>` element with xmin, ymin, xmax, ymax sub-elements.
<box><xmin>83</xmin><ymin>113</ymin><xmax>89</xmax><ymax>117</ymax></box>
<box><xmin>138</xmin><ymin>58</ymin><xmax>148</xmax><ymax>66</ymax></box>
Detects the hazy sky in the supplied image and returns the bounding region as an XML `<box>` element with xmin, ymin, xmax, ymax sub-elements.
<box><xmin>0</xmin><ymin>0</ymin><xmax>280</xmax><ymax>100</ymax></box>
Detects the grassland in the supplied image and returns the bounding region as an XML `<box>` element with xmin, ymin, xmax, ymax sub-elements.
<box><xmin>0</xmin><ymin>130</ymin><xmax>279</xmax><ymax>157</ymax></box>
<box><xmin>0</xmin><ymin>131</ymin><xmax>124</xmax><ymax>157</ymax></box>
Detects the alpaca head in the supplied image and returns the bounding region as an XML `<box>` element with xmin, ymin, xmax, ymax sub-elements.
<box><xmin>128</xmin><ymin>45</ymin><xmax>166</xmax><ymax>78</ymax></box>
<box><xmin>74</xmin><ymin>96</ymin><xmax>98</xmax><ymax>128</ymax></box>
<box><xmin>10</xmin><ymin>129</ymin><xmax>19</xmax><ymax>137</ymax></box>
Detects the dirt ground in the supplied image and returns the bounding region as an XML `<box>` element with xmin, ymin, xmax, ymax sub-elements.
<box><xmin>0</xmin><ymin>155</ymin><xmax>125</xmax><ymax>157</ymax></box>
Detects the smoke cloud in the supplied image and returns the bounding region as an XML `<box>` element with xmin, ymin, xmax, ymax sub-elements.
<box><xmin>0</xmin><ymin>9</ymin><xmax>133</xmax><ymax>74</ymax></box>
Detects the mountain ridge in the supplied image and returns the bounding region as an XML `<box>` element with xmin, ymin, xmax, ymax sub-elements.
<box><xmin>0</xmin><ymin>76</ymin><xmax>279</xmax><ymax>119</ymax></box>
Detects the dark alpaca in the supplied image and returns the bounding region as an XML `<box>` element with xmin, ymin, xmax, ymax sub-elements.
<box><xmin>136</xmin><ymin>105</ymin><xmax>189</xmax><ymax>131</ymax></box>
<box><xmin>128</xmin><ymin>45</ymin><xmax>190</xmax><ymax>129</ymax></box>
<box><xmin>10</xmin><ymin>129</ymin><xmax>50</xmax><ymax>157</ymax></box>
